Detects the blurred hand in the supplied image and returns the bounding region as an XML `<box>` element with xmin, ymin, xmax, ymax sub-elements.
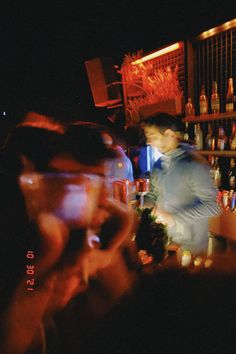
<box><xmin>1</xmin><ymin>199</ymin><xmax>138</xmax><ymax>354</ymax></box>
<box><xmin>98</xmin><ymin>198</ymin><xmax>137</xmax><ymax>250</ymax></box>
<box><xmin>151</xmin><ymin>208</ymin><xmax>175</xmax><ymax>227</ymax></box>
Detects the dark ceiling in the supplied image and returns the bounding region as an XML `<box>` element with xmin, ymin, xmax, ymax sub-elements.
<box><xmin>0</xmin><ymin>1</ymin><xmax>235</xmax><ymax>122</ymax></box>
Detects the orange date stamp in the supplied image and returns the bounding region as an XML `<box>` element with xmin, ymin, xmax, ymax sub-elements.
<box><xmin>25</xmin><ymin>250</ymin><xmax>35</xmax><ymax>291</ymax></box>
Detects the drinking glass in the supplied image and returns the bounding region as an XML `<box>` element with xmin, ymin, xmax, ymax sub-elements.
<box><xmin>19</xmin><ymin>172</ymin><xmax>104</xmax><ymax>229</ymax></box>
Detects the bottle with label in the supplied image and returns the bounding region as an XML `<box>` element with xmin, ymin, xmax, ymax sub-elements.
<box><xmin>205</xmin><ymin>123</ymin><xmax>215</xmax><ymax>150</ymax></box>
<box><xmin>208</xmin><ymin>156</ymin><xmax>216</xmax><ymax>181</ymax></box>
<box><xmin>185</xmin><ymin>98</ymin><xmax>195</xmax><ymax>117</ymax></box>
<box><xmin>211</xmin><ymin>81</ymin><xmax>220</xmax><ymax>114</ymax></box>
<box><xmin>222</xmin><ymin>190</ymin><xmax>230</xmax><ymax>211</ymax></box>
<box><xmin>183</xmin><ymin>122</ymin><xmax>189</xmax><ymax>141</ymax></box>
<box><xmin>212</xmin><ymin>157</ymin><xmax>221</xmax><ymax>189</ymax></box>
<box><xmin>199</xmin><ymin>84</ymin><xmax>208</xmax><ymax>115</ymax></box>
<box><xmin>194</xmin><ymin>123</ymin><xmax>203</xmax><ymax>150</ymax></box>
<box><xmin>217</xmin><ymin>126</ymin><xmax>227</xmax><ymax>150</ymax></box>
<box><xmin>226</xmin><ymin>77</ymin><xmax>235</xmax><ymax>113</ymax></box>
<box><xmin>228</xmin><ymin>158</ymin><xmax>236</xmax><ymax>191</ymax></box>
<box><xmin>229</xmin><ymin>122</ymin><xmax>236</xmax><ymax>150</ymax></box>
<box><xmin>209</xmin><ymin>156</ymin><xmax>221</xmax><ymax>189</ymax></box>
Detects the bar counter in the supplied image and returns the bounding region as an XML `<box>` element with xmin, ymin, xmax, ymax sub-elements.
<box><xmin>209</xmin><ymin>210</ymin><xmax>236</xmax><ymax>240</ymax></box>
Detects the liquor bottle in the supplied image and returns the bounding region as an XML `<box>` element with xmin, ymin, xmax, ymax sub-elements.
<box><xmin>226</xmin><ymin>77</ymin><xmax>235</xmax><ymax>113</ymax></box>
<box><xmin>228</xmin><ymin>158</ymin><xmax>236</xmax><ymax>191</ymax></box>
<box><xmin>205</xmin><ymin>123</ymin><xmax>215</xmax><ymax>150</ymax></box>
<box><xmin>211</xmin><ymin>81</ymin><xmax>220</xmax><ymax>114</ymax></box>
<box><xmin>185</xmin><ymin>98</ymin><xmax>195</xmax><ymax>117</ymax></box>
<box><xmin>208</xmin><ymin>156</ymin><xmax>216</xmax><ymax>181</ymax></box>
<box><xmin>230</xmin><ymin>192</ymin><xmax>236</xmax><ymax>211</ymax></box>
<box><xmin>229</xmin><ymin>189</ymin><xmax>234</xmax><ymax>207</ymax></box>
<box><xmin>222</xmin><ymin>190</ymin><xmax>230</xmax><ymax>211</ymax></box>
<box><xmin>194</xmin><ymin>123</ymin><xmax>203</xmax><ymax>150</ymax></box>
<box><xmin>229</xmin><ymin>122</ymin><xmax>236</xmax><ymax>150</ymax></box>
<box><xmin>199</xmin><ymin>84</ymin><xmax>208</xmax><ymax>115</ymax></box>
<box><xmin>209</xmin><ymin>156</ymin><xmax>222</xmax><ymax>189</ymax></box>
<box><xmin>213</xmin><ymin>157</ymin><xmax>222</xmax><ymax>189</ymax></box>
<box><xmin>217</xmin><ymin>126</ymin><xmax>227</xmax><ymax>150</ymax></box>
<box><xmin>183</xmin><ymin>122</ymin><xmax>189</xmax><ymax>141</ymax></box>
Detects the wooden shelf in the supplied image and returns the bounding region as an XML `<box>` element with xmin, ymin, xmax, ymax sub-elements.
<box><xmin>209</xmin><ymin>210</ymin><xmax>236</xmax><ymax>241</ymax></box>
<box><xmin>183</xmin><ymin>111</ymin><xmax>236</xmax><ymax>123</ymax></box>
<box><xmin>198</xmin><ymin>150</ymin><xmax>236</xmax><ymax>157</ymax></box>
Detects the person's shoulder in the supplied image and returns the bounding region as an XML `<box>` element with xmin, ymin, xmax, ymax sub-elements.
<box><xmin>188</xmin><ymin>151</ymin><xmax>209</xmax><ymax>166</ymax></box>
<box><xmin>179</xmin><ymin>144</ymin><xmax>208</xmax><ymax>167</ymax></box>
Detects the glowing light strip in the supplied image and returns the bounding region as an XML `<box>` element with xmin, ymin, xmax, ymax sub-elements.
<box><xmin>132</xmin><ymin>42</ymin><xmax>182</xmax><ymax>65</ymax></box>
<box><xmin>198</xmin><ymin>18</ymin><xmax>236</xmax><ymax>40</ymax></box>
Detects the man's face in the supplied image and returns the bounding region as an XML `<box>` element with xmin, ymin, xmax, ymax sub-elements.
<box><xmin>144</xmin><ymin>125</ymin><xmax>177</xmax><ymax>153</ymax></box>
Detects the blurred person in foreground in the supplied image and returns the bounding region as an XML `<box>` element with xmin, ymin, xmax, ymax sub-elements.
<box><xmin>141</xmin><ymin>112</ymin><xmax>221</xmax><ymax>256</ymax></box>
<box><xmin>0</xmin><ymin>123</ymin><xmax>138</xmax><ymax>354</ymax></box>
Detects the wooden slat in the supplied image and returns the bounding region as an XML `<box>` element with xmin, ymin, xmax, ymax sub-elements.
<box><xmin>198</xmin><ymin>150</ymin><xmax>236</xmax><ymax>157</ymax></box>
<box><xmin>209</xmin><ymin>210</ymin><xmax>236</xmax><ymax>240</ymax></box>
<box><xmin>183</xmin><ymin>111</ymin><xmax>236</xmax><ymax>123</ymax></box>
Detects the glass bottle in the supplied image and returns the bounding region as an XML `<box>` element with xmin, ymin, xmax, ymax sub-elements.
<box><xmin>228</xmin><ymin>158</ymin><xmax>236</xmax><ymax>191</ymax></box>
<box><xmin>185</xmin><ymin>98</ymin><xmax>195</xmax><ymax>117</ymax></box>
<box><xmin>213</xmin><ymin>157</ymin><xmax>222</xmax><ymax>189</ymax></box>
<box><xmin>230</xmin><ymin>192</ymin><xmax>236</xmax><ymax>211</ymax></box>
<box><xmin>209</xmin><ymin>156</ymin><xmax>222</xmax><ymax>189</ymax></box>
<box><xmin>229</xmin><ymin>122</ymin><xmax>236</xmax><ymax>150</ymax></box>
<box><xmin>205</xmin><ymin>123</ymin><xmax>215</xmax><ymax>150</ymax></box>
<box><xmin>194</xmin><ymin>123</ymin><xmax>203</xmax><ymax>150</ymax></box>
<box><xmin>211</xmin><ymin>81</ymin><xmax>220</xmax><ymax>114</ymax></box>
<box><xmin>226</xmin><ymin>77</ymin><xmax>235</xmax><ymax>113</ymax></box>
<box><xmin>183</xmin><ymin>122</ymin><xmax>189</xmax><ymax>141</ymax></box>
<box><xmin>217</xmin><ymin>126</ymin><xmax>227</xmax><ymax>150</ymax></box>
<box><xmin>208</xmin><ymin>156</ymin><xmax>216</xmax><ymax>181</ymax></box>
<box><xmin>199</xmin><ymin>84</ymin><xmax>208</xmax><ymax>115</ymax></box>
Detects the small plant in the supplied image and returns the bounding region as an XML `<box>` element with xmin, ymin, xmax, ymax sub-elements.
<box><xmin>135</xmin><ymin>208</ymin><xmax>169</xmax><ymax>264</ymax></box>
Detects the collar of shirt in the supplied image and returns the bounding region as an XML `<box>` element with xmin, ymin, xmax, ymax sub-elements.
<box><xmin>160</xmin><ymin>147</ymin><xmax>186</xmax><ymax>170</ymax></box>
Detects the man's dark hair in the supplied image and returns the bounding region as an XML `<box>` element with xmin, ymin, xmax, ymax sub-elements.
<box><xmin>140</xmin><ymin>112</ymin><xmax>184</xmax><ymax>133</ymax></box>
<box><xmin>60</xmin><ymin>122</ymin><xmax>118</xmax><ymax>166</ymax></box>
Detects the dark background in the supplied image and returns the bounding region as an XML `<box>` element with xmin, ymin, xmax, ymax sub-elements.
<box><xmin>0</xmin><ymin>1</ymin><xmax>235</xmax><ymax>124</ymax></box>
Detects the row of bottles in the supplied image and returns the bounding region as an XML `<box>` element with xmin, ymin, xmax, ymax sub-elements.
<box><xmin>217</xmin><ymin>189</ymin><xmax>236</xmax><ymax>212</ymax></box>
<box><xmin>209</xmin><ymin>156</ymin><xmax>236</xmax><ymax>192</ymax></box>
<box><xmin>185</xmin><ymin>77</ymin><xmax>236</xmax><ymax>117</ymax></box>
<box><xmin>184</xmin><ymin>121</ymin><xmax>236</xmax><ymax>151</ymax></box>
<box><xmin>210</xmin><ymin>157</ymin><xmax>236</xmax><ymax>212</ymax></box>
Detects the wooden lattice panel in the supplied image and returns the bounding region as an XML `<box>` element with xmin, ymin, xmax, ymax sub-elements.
<box><xmin>195</xmin><ymin>26</ymin><xmax>236</xmax><ymax>114</ymax></box>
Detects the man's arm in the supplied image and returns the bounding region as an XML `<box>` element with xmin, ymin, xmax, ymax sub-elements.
<box><xmin>152</xmin><ymin>160</ymin><xmax>221</xmax><ymax>226</ymax></box>
<box><xmin>173</xmin><ymin>161</ymin><xmax>221</xmax><ymax>224</ymax></box>
<box><xmin>143</xmin><ymin>167</ymin><xmax>159</xmax><ymax>208</ymax></box>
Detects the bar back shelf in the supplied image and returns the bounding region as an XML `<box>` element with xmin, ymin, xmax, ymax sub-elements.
<box><xmin>183</xmin><ymin>111</ymin><xmax>236</xmax><ymax>123</ymax></box>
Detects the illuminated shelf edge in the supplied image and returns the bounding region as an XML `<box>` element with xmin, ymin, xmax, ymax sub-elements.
<box><xmin>198</xmin><ymin>150</ymin><xmax>236</xmax><ymax>157</ymax></box>
<box><xmin>183</xmin><ymin>112</ymin><xmax>236</xmax><ymax>122</ymax></box>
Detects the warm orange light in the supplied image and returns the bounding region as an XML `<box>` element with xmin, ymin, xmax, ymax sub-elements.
<box><xmin>132</xmin><ymin>42</ymin><xmax>182</xmax><ymax>64</ymax></box>
<box><xmin>198</xmin><ymin>18</ymin><xmax>236</xmax><ymax>40</ymax></box>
